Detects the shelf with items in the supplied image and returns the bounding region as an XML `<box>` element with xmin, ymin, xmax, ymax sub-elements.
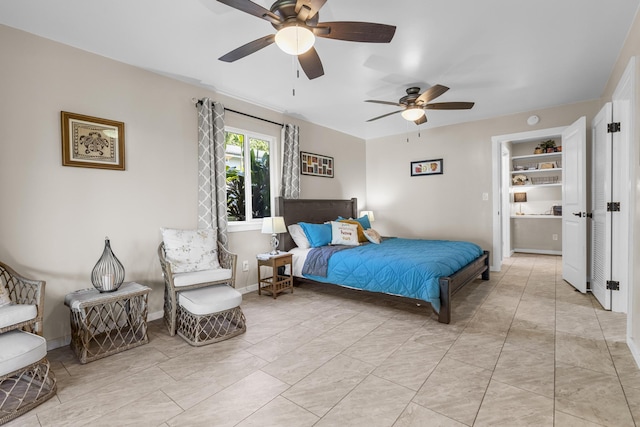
<box><xmin>511</xmin><ymin>182</ymin><xmax>562</xmax><ymax>189</ymax></box>
<box><xmin>512</xmin><ymin>152</ymin><xmax>562</xmax><ymax>161</ymax></box>
<box><xmin>507</xmin><ymin>136</ymin><xmax>564</xmax><ymax>255</ymax></box>
<box><xmin>511</xmin><ymin>168</ymin><xmax>562</xmax><ymax>175</ymax></box>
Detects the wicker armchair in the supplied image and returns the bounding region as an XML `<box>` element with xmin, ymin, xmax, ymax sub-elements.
<box><xmin>158</xmin><ymin>242</ymin><xmax>237</xmax><ymax>336</ymax></box>
<box><xmin>0</xmin><ymin>261</ymin><xmax>45</xmax><ymax>336</ymax></box>
<box><xmin>0</xmin><ymin>261</ymin><xmax>56</xmax><ymax>424</ymax></box>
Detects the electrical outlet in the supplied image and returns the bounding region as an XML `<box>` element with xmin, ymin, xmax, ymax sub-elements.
<box><xmin>482</xmin><ymin>192</ymin><xmax>489</xmax><ymax>201</ymax></box>
<box><xmin>242</xmin><ymin>260</ymin><xmax>249</xmax><ymax>271</ymax></box>
<box><xmin>552</xmin><ymin>234</ymin><xmax>558</xmax><ymax>241</ymax></box>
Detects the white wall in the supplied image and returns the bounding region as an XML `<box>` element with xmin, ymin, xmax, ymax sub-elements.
<box><xmin>0</xmin><ymin>24</ymin><xmax>365</xmax><ymax>345</ymax></box>
<box><xmin>365</xmin><ymin>101</ymin><xmax>600</xmax><ymax>260</ymax></box>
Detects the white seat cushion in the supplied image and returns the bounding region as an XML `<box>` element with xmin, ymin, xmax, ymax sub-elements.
<box><xmin>173</xmin><ymin>269</ymin><xmax>232</xmax><ymax>287</ymax></box>
<box><xmin>0</xmin><ymin>330</ymin><xmax>47</xmax><ymax>376</ymax></box>
<box><xmin>178</xmin><ymin>285</ymin><xmax>242</xmax><ymax>315</ymax></box>
<box><xmin>0</xmin><ymin>304</ymin><xmax>37</xmax><ymax>330</ymax></box>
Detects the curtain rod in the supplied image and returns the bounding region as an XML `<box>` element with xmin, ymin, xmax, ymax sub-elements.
<box><xmin>225</xmin><ymin>108</ymin><xmax>284</xmax><ymax>128</ymax></box>
<box><xmin>194</xmin><ymin>98</ymin><xmax>284</xmax><ymax>127</ymax></box>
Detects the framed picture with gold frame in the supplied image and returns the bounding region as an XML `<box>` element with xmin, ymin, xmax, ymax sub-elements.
<box><xmin>61</xmin><ymin>111</ymin><xmax>125</xmax><ymax>170</ymax></box>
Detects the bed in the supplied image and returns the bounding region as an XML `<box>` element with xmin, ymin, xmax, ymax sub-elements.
<box><xmin>275</xmin><ymin>197</ymin><xmax>490</xmax><ymax>324</ymax></box>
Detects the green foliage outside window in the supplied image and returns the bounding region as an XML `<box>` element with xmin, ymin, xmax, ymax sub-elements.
<box><xmin>225</xmin><ymin>131</ymin><xmax>271</xmax><ymax>221</ymax></box>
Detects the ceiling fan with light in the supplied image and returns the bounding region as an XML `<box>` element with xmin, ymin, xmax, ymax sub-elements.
<box><xmin>366</xmin><ymin>85</ymin><xmax>474</xmax><ymax>125</ymax></box>
<box><xmin>216</xmin><ymin>0</ymin><xmax>396</xmax><ymax>80</ymax></box>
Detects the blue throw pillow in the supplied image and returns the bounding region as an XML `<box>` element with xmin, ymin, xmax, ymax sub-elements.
<box><xmin>337</xmin><ymin>215</ymin><xmax>371</xmax><ymax>230</ymax></box>
<box><xmin>298</xmin><ymin>222</ymin><xmax>332</xmax><ymax>247</ymax></box>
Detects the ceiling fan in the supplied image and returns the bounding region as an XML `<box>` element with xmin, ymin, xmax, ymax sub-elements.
<box><xmin>216</xmin><ymin>0</ymin><xmax>396</xmax><ymax>80</ymax></box>
<box><xmin>366</xmin><ymin>85</ymin><xmax>474</xmax><ymax>125</ymax></box>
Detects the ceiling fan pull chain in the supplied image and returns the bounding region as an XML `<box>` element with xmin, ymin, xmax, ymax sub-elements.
<box><xmin>291</xmin><ymin>55</ymin><xmax>298</xmax><ymax>97</ymax></box>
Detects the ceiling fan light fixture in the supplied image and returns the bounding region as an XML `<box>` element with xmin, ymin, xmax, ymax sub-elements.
<box><xmin>275</xmin><ymin>24</ymin><xmax>315</xmax><ymax>55</ymax></box>
<box><xmin>401</xmin><ymin>107</ymin><xmax>425</xmax><ymax>121</ymax></box>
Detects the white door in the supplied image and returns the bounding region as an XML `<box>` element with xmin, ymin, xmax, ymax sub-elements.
<box><xmin>562</xmin><ymin>117</ymin><xmax>587</xmax><ymax>292</ymax></box>
<box><xmin>591</xmin><ymin>104</ymin><xmax>612</xmax><ymax>308</ymax></box>
<box><xmin>501</xmin><ymin>145</ymin><xmax>511</xmax><ymax>256</ymax></box>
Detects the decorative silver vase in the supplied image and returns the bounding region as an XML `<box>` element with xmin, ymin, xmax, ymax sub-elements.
<box><xmin>91</xmin><ymin>237</ymin><xmax>125</xmax><ymax>292</ymax></box>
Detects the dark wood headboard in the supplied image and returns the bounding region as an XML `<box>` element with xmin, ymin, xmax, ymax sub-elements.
<box><xmin>275</xmin><ymin>197</ymin><xmax>358</xmax><ymax>251</ymax></box>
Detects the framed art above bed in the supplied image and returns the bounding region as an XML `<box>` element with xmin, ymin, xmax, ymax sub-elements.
<box><xmin>300</xmin><ymin>151</ymin><xmax>334</xmax><ymax>178</ymax></box>
<box><xmin>411</xmin><ymin>158</ymin><xmax>443</xmax><ymax>176</ymax></box>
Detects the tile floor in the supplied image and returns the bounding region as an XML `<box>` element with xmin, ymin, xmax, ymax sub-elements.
<box><xmin>8</xmin><ymin>253</ymin><xmax>640</xmax><ymax>426</ymax></box>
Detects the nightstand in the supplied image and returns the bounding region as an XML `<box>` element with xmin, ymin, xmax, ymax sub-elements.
<box><xmin>257</xmin><ymin>252</ymin><xmax>293</xmax><ymax>299</ymax></box>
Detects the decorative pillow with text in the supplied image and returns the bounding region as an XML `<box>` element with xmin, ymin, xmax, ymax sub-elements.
<box><xmin>330</xmin><ymin>221</ymin><xmax>360</xmax><ymax>246</ymax></box>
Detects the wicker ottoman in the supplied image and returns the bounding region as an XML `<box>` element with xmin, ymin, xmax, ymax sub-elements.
<box><xmin>176</xmin><ymin>284</ymin><xmax>246</xmax><ymax>346</ymax></box>
<box><xmin>0</xmin><ymin>330</ymin><xmax>56</xmax><ymax>425</ymax></box>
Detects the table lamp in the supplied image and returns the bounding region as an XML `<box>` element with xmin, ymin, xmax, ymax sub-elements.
<box><xmin>514</xmin><ymin>192</ymin><xmax>527</xmax><ymax>215</ymax></box>
<box><xmin>261</xmin><ymin>216</ymin><xmax>287</xmax><ymax>255</ymax></box>
<box><xmin>360</xmin><ymin>210</ymin><xmax>375</xmax><ymax>223</ymax></box>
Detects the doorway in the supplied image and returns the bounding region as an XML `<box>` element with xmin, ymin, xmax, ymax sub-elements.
<box><xmin>491</xmin><ymin>126</ymin><xmax>566</xmax><ymax>272</ymax></box>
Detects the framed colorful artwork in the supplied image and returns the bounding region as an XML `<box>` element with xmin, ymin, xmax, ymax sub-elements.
<box><xmin>411</xmin><ymin>158</ymin><xmax>443</xmax><ymax>176</ymax></box>
<box><xmin>61</xmin><ymin>111</ymin><xmax>125</xmax><ymax>170</ymax></box>
<box><xmin>300</xmin><ymin>151</ymin><xmax>334</xmax><ymax>178</ymax></box>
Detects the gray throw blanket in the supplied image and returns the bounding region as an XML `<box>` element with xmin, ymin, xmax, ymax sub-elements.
<box><xmin>302</xmin><ymin>245</ymin><xmax>353</xmax><ymax>277</ymax></box>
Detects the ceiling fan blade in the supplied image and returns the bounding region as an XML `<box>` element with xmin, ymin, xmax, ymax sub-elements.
<box><xmin>416</xmin><ymin>85</ymin><xmax>449</xmax><ymax>104</ymax></box>
<box><xmin>298</xmin><ymin>47</ymin><xmax>324</xmax><ymax>80</ymax></box>
<box><xmin>296</xmin><ymin>0</ymin><xmax>327</xmax><ymax>20</ymax></box>
<box><xmin>414</xmin><ymin>115</ymin><xmax>427</xmax><ymax>125</ymax></box>
<box><xmin>425</xmin><ymin>102</ymin><xmax>475</xmax><ymax>110</ymax></box>
<box><xmin>218</xmin><ymin>34</ymin><xmax>275</xmax><ymax>62</ymax></box>
<box><xmin>315</xmin><ymin>22</ymin><xmax>396</xmax><ymax>43</ymax></box>
<box><xmin>365</xmin><ymin>100</ymin><xmax>403</xmax><ymax>107</ymax></box>
<box><xmin>366</xmin><ymin>109</ymin><xmax>403</xmax><ymax>122</ymax></box>
<box><xmin>216</xmin><ymin>0</ymin><xmax>282</xmax><ymax>25</ymax></box>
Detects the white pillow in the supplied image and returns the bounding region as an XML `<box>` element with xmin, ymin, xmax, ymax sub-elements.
<box><xmin>0</xmin><ymin>284</ymin><xmax>11</xmax><ymax>307</ymax></box>
<box><xmin>364</xmin><ymin>228</ymin><xmax>382</xmax><ymax>244</ymax></box>
<box><xmin>288</xmin><ymin>224</ymin><xmax>311</xmax><ymax>249</ymax></box>
<box><xmin>161</xmin><ymin>228</ymin><xmax>221</xmax><ymax>273</ymax></box>
<box><xmin>330</xmin><ymin>221</ymin><xmax>360</xmax><ymax>246</ymax></box>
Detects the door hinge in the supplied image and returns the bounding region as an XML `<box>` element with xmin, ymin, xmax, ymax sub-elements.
<box><xmin>607</xmin><ymin>202</ymin><xmax>621</xmax><ymax>212</ymax></box>
<box><xmin>607</xmin><ymin>280</ymin><xmax>620</xmax><ymax>291</ymax></box>
<box><xmin>607</xmin><ymin>122</ymin><xmax>621</xmax><ymax>133</ymax></box>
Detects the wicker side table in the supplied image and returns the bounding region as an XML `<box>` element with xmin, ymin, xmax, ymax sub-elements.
<box><xmin>64</xmin><ymin>282</ymin><xmax>150</xmax><ymax>363</ymax></box>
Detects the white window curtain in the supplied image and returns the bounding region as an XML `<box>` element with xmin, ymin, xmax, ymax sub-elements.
<box><xmin>281</xmin><ymin>123</ymin><xmax>300</xmax><ymax>199</ymax></box>
<box><xmin>197</xmin><ymin>98</ymin><xmax>228</xmax><ymax>248</ymax></box>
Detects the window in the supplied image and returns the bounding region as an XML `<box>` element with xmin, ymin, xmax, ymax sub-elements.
<box><xmin>225</xmin><ymin>128</ymin><xmax>277</xmax><ymax>228</ymax></box>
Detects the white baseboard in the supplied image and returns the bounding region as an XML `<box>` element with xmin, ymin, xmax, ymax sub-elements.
<box><xmin>239</xmin><ymin>284</ymin><xmax>259</xmax><ymax>294</ymax></box>
<box><xmin>47</xmin><ymin>335</ymin><xmax>71</xmax><ymax>351</ymax></box>
<box><xmin>628</xmin><ymin>336</ymin><xmax>640</xmax><ymax>369</ymax></box>
<box><xmin>513</xmin><ymin>248</ymin><xmax>562</xmax><ymax>256</ymax></box>
<box><xmin>148</xmin><ymin>310</ymin><xmax>163</xmax><ymax>322</ymax></box>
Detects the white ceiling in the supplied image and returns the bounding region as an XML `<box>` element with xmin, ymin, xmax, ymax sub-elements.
<box><xmin>1</xmin><ymin>0</ymin><xmax>639</xmax><ymax>140</ymax></box>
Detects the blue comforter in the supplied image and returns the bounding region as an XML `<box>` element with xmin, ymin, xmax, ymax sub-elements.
<box><xmin>302</xmin><ymin>238</ymin><xmax>483</xmax><ymax>313</ymax></box>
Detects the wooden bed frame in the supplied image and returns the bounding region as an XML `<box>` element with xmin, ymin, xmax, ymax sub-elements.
<box><xmin>275</xmin><ymin>197</ymin><xmax>490</xmax><ymax>323</ymax></box>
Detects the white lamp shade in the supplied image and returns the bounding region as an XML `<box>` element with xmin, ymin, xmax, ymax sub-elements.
<box><xmin>261</xmin><ymin>216</ymin><xmax>287</xmax><ymax>234</ymax></box>
<box><xmin>275</xmin><ymin>25</ymin><xmax>315</xmax><ymax>55</ymax></box>
<box><xmin>360</xmin><ymin>211</ymin><xmax>375</xmax><ymax>222</ymax></box>
<box><xmin>401</xmin><ymin>107</ymin><xmax>425</xmax><ymax>121</ymax></box>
